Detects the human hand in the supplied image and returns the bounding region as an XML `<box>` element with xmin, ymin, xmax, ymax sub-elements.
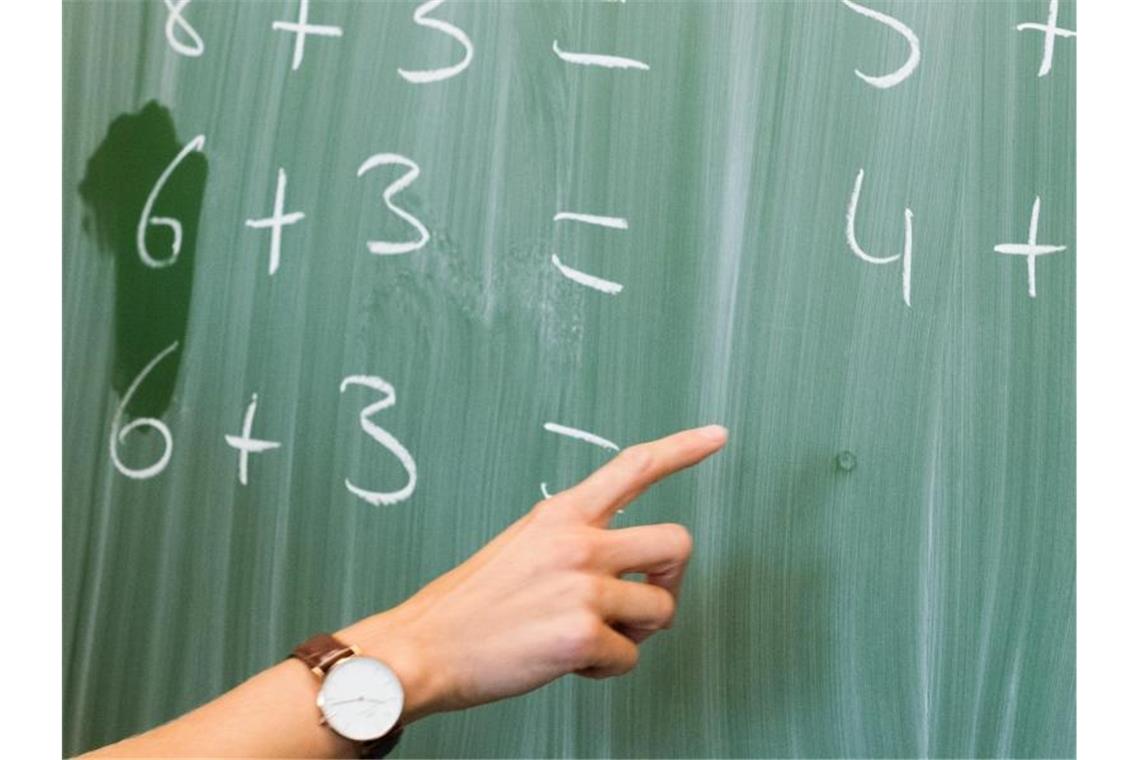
<box><xmin>338</xmin><ymin>424</ymin><xmax>728</xmax><ymax>722</ymax></box>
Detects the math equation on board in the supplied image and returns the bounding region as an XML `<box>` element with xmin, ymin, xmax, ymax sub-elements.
<box><xmin>110</xmin><ymin>0</ymin><xmax>1074</xmax><ymax>502</ymax></box>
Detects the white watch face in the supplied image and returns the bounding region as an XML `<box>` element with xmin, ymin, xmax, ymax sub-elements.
<box><xmin>317</xmin><ymin>656</ymin><xmax>404</xmax><ymax>742</ymax></box>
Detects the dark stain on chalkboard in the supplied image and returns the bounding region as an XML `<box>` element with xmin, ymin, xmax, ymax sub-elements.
<box><xmin>79</xmin><ymin>101</ymin><xmax>207</xmax><ymax>418</ymax></box>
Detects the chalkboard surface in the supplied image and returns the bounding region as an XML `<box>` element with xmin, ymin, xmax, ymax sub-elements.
<box><xmin>63</xmin><ymin>1</ymin><xmax>1075</xmax><ymax>757</ymax></box>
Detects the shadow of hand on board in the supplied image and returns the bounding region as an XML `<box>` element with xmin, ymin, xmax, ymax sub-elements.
<box><xmin>78</xmin><ymin>100</ymin><xmax>207</xmax><ymax>418</ymax></box>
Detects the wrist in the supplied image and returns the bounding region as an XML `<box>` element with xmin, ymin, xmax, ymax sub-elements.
<box><xmin>336</xmin><ymin>607</ymin><xmax>444</xmax><ymax>725</ymax></box>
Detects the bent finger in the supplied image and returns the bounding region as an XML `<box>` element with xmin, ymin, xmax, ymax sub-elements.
<box><xmin>595</xmin><ymin>576</ymin><xmax>677</xmax><ymax>631</ymax></box>
<box><xmin>576</xmin><ymin>624</ymin><xmax>640</xmax><ymax>679</ymax></box>
<box><xmin>597</xmin><ymin>523</ymin><xmax>693</xmax><ymax>577</ymax></box>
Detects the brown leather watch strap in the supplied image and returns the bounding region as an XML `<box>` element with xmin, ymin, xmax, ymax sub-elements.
<box><xmin>358</xmin><ymin>725</ymin><xmax>403</xmax><ymax>759</ymax></box>
<box><xmin>291</xmin><ymin>632</ymin><xmax>358</xmax><ymax>676</ymax></box>
<box><xmin>290</xmin><ymin>633</ymin><xmax>403</xmax><ymax>758</ymax></box>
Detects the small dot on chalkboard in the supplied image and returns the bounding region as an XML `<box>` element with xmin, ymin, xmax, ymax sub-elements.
<box><xmin>836</xmin><ymin>451</ymin><xmax>857</xmax><ymax>472</ymax></box>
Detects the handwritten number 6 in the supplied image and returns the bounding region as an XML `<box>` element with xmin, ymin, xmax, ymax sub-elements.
<box><xmin>136</xmin><ymin>134</ymin><xmax>206</xmax><ymax>268</ymax></box>
<box><xmin>110</xmin><ymin>341</ymin><xmax>180</xmax><ymax>480</ymax></box>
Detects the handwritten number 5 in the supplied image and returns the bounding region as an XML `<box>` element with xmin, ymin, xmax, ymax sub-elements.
<box><xmin>398</xmin><ymin>0</ymin><xmax>474</xmax><ymax>84</ymax></box>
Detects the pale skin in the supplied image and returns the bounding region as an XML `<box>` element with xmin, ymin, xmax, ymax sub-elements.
<box><xmin>85</xmin><ymin>425</ymin><xmax>728</xmax><ymax>758</ymax></box>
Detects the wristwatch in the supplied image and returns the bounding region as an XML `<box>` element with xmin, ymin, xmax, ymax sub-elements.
<box><xmin>291</xmin><ymin>633</ymin><xmax>405</xmax><ymax>759</ymax></box>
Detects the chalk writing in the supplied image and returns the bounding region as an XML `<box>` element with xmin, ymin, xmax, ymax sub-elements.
<box><xmin>224</xmin><ymin>393</ymin><xmax>282</xmax><ymax>486</ymax></box>
<box><xmin>552</xmin><ymin>40</ymin><xmax>649</xmax><ymax>71</ymax></box>
<box><xmin>272</xmin><ymin>0</ymin><xmax>343</xmax><ymax>72</ymax></box>
<box><xmin>542</xmin><ymin>423</ymin><xmax>626</xmax><ymax>513</ymax></box>
<box><xmin>845</xmin><ymin>168</ymin><xmax>913</xmax><ymax>306</ymax></box>
<box><xmin>554</xmin><ymin>211</ymin><xmax>629</xmax><ymax>230</ymax></box>
<box><xmin>162</xmin><ymin>0</ymin><xmax>204</xmax><ymax>58</ymax></box>
<box><xmin>109</xmin><ymin>341</ymin><xmax>180</xmax><ymax>480</ymax></box>
<box><xmin>137</xmin><ymin>134</ymin><xmax>206</xmax><ymax>269</ymax></box>
<box><xmin>341</xmin><ymin>375</ymin><xmax>417</xmax><ymax>506</ymax></box>
<box><xmin>357</xmin><ymin>153</ymin><xmax>430</xmax><ymax>255</ymax></box>
<box><xmin>841</xmin><ymin>0</ymin><xmax>920</xmax><ymax>89</ymax></box>
<box><xmin>1015</xmin><ymin>0</ymin><xmax>1076</xmax><ymax>78</ymax></box>
<box><xmin>543</xmin><ymin>422</ymin><xmax>620</xmax><ymax>451</ymax></box>
<box><xmin>993</xmin><ymin>196</ymin><xmax>1067</xmax><ymax>298</ymax></box>
<box><xmin>245</xmin><ymin>168</ymin><xmax>306</xmax><ymax>276</ymax></box>
<box><xmin>398</xmin><ymin>0</ymin><xmax>473</xmax><ymax>84</ymax></box>
<box><xmin>551</xmin><ymin>253</ymin><xmax>624</xmax><ymax>295</ymax></box>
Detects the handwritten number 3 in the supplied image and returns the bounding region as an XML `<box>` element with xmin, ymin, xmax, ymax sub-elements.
<box><xmin>357</xmin><ymin>153</ymin><xmax>430</xmax><ymax>255</ymax></box>
<box><xmin>341</xmin><ymin>376</ymin><xmax>418</xmax><ymax>506</ymax></box>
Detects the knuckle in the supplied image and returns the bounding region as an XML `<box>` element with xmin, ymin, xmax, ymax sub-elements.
<box><xmin>663</xmin><ymin>523</ymin><xmax>694</xmax><ymax>560</ymax></box>
<box><xmin>532</xmin><ymin>495</ymin><xmax>566</xmax><ymax>521</ymax></box>
<box><xmin>616</xmin><ymin>444</ymin><xmax>653</xmax><ymax>474</ymax></box>
<box><xmin>620</xmin><ymin>645</ymin><xmax>640</xmax><ymax>674</ymax></box>
<box><xmin>554</xmin><ymin>532</ymin><xmax>596</xmax><ymax>570</ymax></box>
<box><xmin>655</xmin><ymin>587</ymin><xmax>678</xmax><ymax>628</ymax></box>
<box><xmin>559</xmin><ymin>613</ymin><xmax>604</xmax><ymax>665</ymax></box>
<box><xmin>575</xmin><ymin>573</ymin><xmax>606</xmax><ymax>609</ymax></box>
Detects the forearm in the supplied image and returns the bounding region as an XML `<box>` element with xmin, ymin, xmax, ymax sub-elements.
<box><xmin>83</xmin><ymin>658</ymin><xmax>346</xmax><ymax>758</ymax></box>
<box><xmin>82</xmin><ymin>426</ymin><xmax>725</xmax><ymax>758</ymax></box>
<box><xmin>84</xmin><ymin>611</ymin><xmax>436</xmax><ymax>758</ymax></box>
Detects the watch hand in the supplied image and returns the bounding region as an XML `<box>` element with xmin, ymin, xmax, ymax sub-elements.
<box><xmin>325</xmin><ymin>696</ymin><xmax>367</xmax><ymax>709</ymax></box>
<box><xmin>326</xmin><ymin>696</ymin><xmax>393</xmax><ymax>708</ymax></box>
<box><xmin>352</xmin><ymin>697</ymin><xmax>394</xmax><ymax>707</ymax></box>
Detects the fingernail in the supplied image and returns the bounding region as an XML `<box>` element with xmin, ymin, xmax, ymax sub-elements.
<box><xmin>699</xmin><ymin>424</ymin><xmax>728</xmax><ymax>441</ymax></box>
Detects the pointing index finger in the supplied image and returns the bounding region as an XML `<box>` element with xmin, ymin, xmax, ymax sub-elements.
<box><xmin>566</xmin><ymin>425</ymin><xmax>728</xmax><ymax>524</ymax></box>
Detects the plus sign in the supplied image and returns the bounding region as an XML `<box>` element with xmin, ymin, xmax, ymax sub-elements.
<box><xmin>224</xmin><ymin>393</ymin><xmax>282</xmax><ymax>486</ymax></box>
<box><xmin>271</xmin><ymin>0</ymin><xmax>343</xmax><ymax>72</ymax></box>
<box><xmin>1015</xmin><ymin>0</ymin><xmax>1076</xmax><ymax>78</ymax></box>
<box><xmin>245</xmin><ymin>168</ymin><xmax>305</xmax><ymax>276</ymax></box>
<box><xmin>993</xmin><ymin>196</ymin><xmax>1068</xmax><ymax>299</ymax></box>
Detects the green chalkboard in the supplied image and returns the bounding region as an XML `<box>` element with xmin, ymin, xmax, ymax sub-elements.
<box><xmin>63</xmin><ymin>1</ymin><xmax>1076</xmax><ymax>757</ymax></box>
